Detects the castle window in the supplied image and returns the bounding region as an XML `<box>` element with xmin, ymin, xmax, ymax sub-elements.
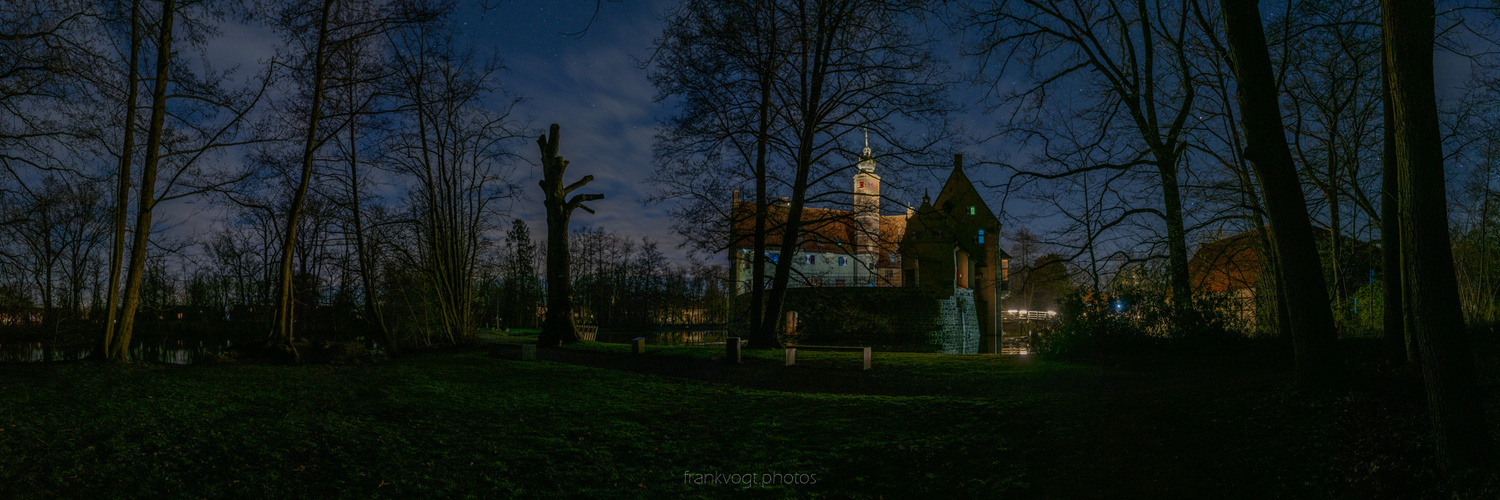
<box><xmin>837</xmin><ymin>256</ymin><xmax>847</xmax><ymax>266</ymax></box>
<box><xmin>968</xmin><ymin>206</ymin><xmax>976</xmax><ymax>215</ymax></box>
<box><xmin>884</xmin><ymin>269</ymin><xmax>894</xmax><ymax>277</ymax></box>
<box><xmin>769</xmin><ymin>252</ymin><xmax>779</xmax><ymax>263</ymax></box>
<box><xmin>975</xmin><ymin>229</ymin><xmax>985</xmax><ymax>244</ymax></box>
<box><xmin>804</xmin><ymin>254</ymin><xmax>816</xmax><ymax>265</ymax></box>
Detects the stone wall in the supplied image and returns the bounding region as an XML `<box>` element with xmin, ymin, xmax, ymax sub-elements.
<box><xmin>776</xmin><ymin>287</ymin><xmax>944</xmax><ymax>351</ymax></box>
<box><xmin>747</xmin><ymin>287</ymin><xmax>981</xmax><ymax>353</ymax></box>
<box><xmin>935</xmin><ymin>289</ymin><xmax>981</xmax><ymax>354</ymax></box>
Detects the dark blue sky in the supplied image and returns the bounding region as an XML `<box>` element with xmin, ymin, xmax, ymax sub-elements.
<box><xmin>470</xmin><ymin>0</ymin><xmax>1001</xmax><ymax>261</ymax></box>
<box><xmin>195</xmin><ymin>1</ymin><xmax>1483</xmax><ymax>265</ymax></box>
<box><xmin>470</xmin><ymin>0</ymin><xmax>683</xmax><ymax>255</ymax></box>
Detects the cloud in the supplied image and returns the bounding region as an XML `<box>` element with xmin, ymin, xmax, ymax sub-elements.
<box><xmin>487</xmin><ymin>0</ymin><xmax>692</xmax><ymax>258</ymax></box>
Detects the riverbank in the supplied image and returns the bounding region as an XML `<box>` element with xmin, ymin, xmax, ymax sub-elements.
<box><xmin>1</xmin><ymin>346</ymin><xmax>1496</xmax><ymax>498</ymax></box>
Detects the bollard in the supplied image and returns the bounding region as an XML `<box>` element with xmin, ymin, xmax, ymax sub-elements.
<box><xmin>726</xmin><ymin>336</ymin><xmax>742</xmax><ymax>364</ymax></box>
<box><xmin>631</xmin><ymin>337</ymin><xmax>646</xmax><ymax>354</ymax></box>
<box><xmin>521</xmin><ymin>344</ymin><xmax>536</xmax><ymax>361</ymax></box>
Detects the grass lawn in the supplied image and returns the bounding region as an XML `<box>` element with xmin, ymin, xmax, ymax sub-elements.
<box><xmin>1</xmin><ymin>342</ymin><xmax>1496</xmax><ymax>498</ymax></box>
<box><xmin>1</xmin><ymin>351</ymin><xmax>1023</xmax><ymax>498</ymax></box>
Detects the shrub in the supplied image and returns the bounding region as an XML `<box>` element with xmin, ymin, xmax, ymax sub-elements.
<box><xmin>1034</xmin><ymin>289</ymin><xmax>1243</xmax><ymax>358</ymax></box>
<box><xmin>1033</xmin><ymin>292</ymin><xmax>1154</xmax><ymax>357</ymax></box>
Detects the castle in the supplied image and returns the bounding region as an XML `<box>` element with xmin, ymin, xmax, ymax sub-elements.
<box><xmin>727</xmin><ymin>142</ymin><xmax>1010</xmax><ymax>339</ymax></box>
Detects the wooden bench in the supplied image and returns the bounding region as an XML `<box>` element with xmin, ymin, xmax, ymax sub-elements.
<box><xmin>784</xmin><ymin>344</ymin><xmax>872</xmax><ymax>370</ymax></box>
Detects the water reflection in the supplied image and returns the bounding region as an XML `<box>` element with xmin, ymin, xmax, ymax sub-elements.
<box><xmin>0</xmin><ymin>338</ymin><xmax>387</xmax><ymax>364</ymax></box>
<box><xmin>0</xmin><ymin>340</ymin><xmax>239</xmax><ymax>364</ymax></box>
<box><xmin>595</xmin><ymin>330</ymin><xmax>729</xmax><ymax>346</ymax></box>
<box><xmin>989</xmin><ymin>335</ymin><xmax>1031</xmax><ymax>355</ymax></box>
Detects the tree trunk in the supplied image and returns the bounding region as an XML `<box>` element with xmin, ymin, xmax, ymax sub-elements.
<box><xmin>100</xmin><ymin>0</ymin><xmax>141</xmax><ymax>361</ymax></box>
<box><xmin>756</xmin><ymin>1</ymin><xmax>843</xmax><ymax>346</ymax></box>
<box><xmin>1220</xmin><ymin>0</ymin><xmax>1343</xmax><ymax>390</ymax></box>
<box><xmin>347</xmin><ymin>112</ymin><xmax>395</xmax><ymax>355</ymax></box>
<box><xmin>1158</xmin><ymin>157</ymin><xmax>1193</xmax><ymax>317</ymax></box>
<box><xmin>537</xmin><ymin>124</ymin><xmax>602</xmax><ymax>347</ymax></box>
<box><xmin>110</xmin><ymin>0</ymin><xmax>175</xmax><ymax>362</ymax></box>
<box><xmin>747</xmin><ymin>53</ymin><xmax>774</xmax><ymax>349</ymax></box>
<box><xmin>1379</xmin><ymin>50</ymin><xmax>1406</xmax><ymax>364</ymax></box>
<box><xmin>1383</xmin><ymin>0</ymin><xmax>1495</xmax><ymax>471</ymax></box>
<box><xmin>744</xmin><ymin>1</ymin><xmax>781</xmax><ymax>349</ymax></box>
<box><xmin>269</xmin><ymin>0</ymin><xmax>335</xmax><ymax>360</ymax></box>
<box><xmin>759</xmin><ymin>161</ymin><xmax>811</xmax><ymax>345</ymax></box>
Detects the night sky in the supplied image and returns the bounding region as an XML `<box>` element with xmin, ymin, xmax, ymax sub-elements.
<box><xmin>459</xmin><ymin>0</ymin><xmax>996</xmax><ymax>261</ymax></box>
<box><xmin>473</xmin><ymin>0</ymin><xmax>684</xmax><ymax>255</ymax></box>
<box><xmin>195</xmin><ymin>0</ymin><xmax>1477</xmax><ymax>263</ymax></box>
<box><xmin>198</xmin><ymin>0</ymin><xmax>718</xmax><ymax>260</ymax></box>
<box><xmin>470</xmin><ymin>0</ymin><xmax>996</xmax><ymax>262</ymax></box>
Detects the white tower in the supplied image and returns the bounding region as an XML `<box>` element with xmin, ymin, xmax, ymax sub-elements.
<box><xmin>852</xmin><ymin>131</ymin><xmax>881</xmax><ymax>285</ymax></box>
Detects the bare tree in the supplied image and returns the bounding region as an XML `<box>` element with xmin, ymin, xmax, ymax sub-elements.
<box><xmin>379</xmin><ymin>16</ymin><xmax>521</xmax><ymax>347</ymax></box>
<box><xmin>263</xmin><ymin>0</ymin><xmax>336</xmax><ymax>359</ymax></box>
<box><xmin>101</xmin><ymin>0</ymin><xmax>144</xmax><ymax>360</ymax></box>
<box><xmin>649</xmin><ymin>0</ymin><xmax>787</xmax><ymax>347</ymax></box>
<box><xmin>650</xmin><ymin>0</ymin><xmax>949</xmax><ymax>347</ymax></box>
<box><xmin>967</xmin><ymin>0</ymin><xmax>1206</xmax><ymax>320</ymax></box>
<box><xmin>1219</xmin><ymin>0</ymin><xmax>1343</xmax><ymax>389</ymax></box>
<box><xmin>109</xmin><ymin>0</ymin><xmax>266</xmax><ymax>361</ymax></box>
<box><xmin>1</xmin><ymin>177</ymin><xmax>107</xmax><ymax>337</ymax></box>
<box><xmin>536</xmin><ymin>124</ymin><xmax>602</xmax><ymax>346</ymax></box>
<box><xmin>1278</xmin><ymin>0</ymin><xmax>1383</xmax><ymax>323</ymax></box>
<box><xmin>260</xmin><ymin>0</ymin><xmax>433</xmax><ymax>356</ymax></box>
<box><xmin>757</xmin><ymin>0</ymin><xmax>949</xmax><ymax>345</ymax></box>
<box><xmin>1383</xmin><ymin>0</ymin><xmax>1494</xmax><ymax>471</ymax></box>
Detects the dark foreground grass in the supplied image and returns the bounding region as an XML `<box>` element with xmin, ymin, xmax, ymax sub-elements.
<box><xmin>0</xmin><ymin>352</ymin><xmax>1022</xmax><ymax>499</ymax></box>
<box><xmin>2</xmin><ymin>343</ymin><xmax>1498</xmax><ymax>499</ymax></box>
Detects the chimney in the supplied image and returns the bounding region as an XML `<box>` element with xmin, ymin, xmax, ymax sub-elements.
<box><xmin>732</xmin><ymin>189</ymin><xmax>740</xmax><ymax>204</ymax></box>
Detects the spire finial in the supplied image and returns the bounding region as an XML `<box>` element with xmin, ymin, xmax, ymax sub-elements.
<box><xmin>864</xmin><ymin>126</ymin><xmax>876</xmax><ymax>167</ymax></box>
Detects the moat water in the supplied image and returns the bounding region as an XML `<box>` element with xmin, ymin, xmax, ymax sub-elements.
<box><xmin>0</xmin><ymin>339</ymin><xmax>383</xmax><ymax>364</ymax></box>
<box><xmin>0</xmin><ymin>340</ymin><xmax>236</xmax><ymax>364</ymax></box>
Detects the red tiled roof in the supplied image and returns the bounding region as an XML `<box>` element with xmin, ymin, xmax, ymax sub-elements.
<box><xmin>1188</xmin><ymin>231</ymin><xmax>1266</xmax><ymax>293</ymax></box>
<box><xmin>729</xmin><ymin>201</ymin><xmax>905</xmax><ymax>267</ymax></box>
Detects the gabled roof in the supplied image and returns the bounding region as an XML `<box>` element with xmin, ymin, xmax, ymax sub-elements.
<box><xmin>932</xmin><ymin>161</ymin><xmax>999</xmax><ymax>223</ymax></box>
<box><xmin>729</xmin><ymin>201</ymin><xmax>905</xmax><ymax>267</ymax></box>
<box><xmin>900</xmin><ymin>158</ymin><xmax>1003</xmax><ymax>255</ymax></box>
